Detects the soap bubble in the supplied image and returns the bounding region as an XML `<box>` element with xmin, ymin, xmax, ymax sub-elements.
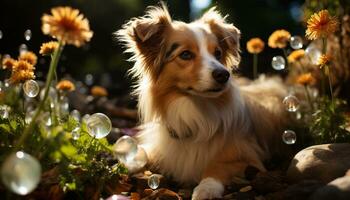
<box><xmin>148</xmin><ymin>174</ymin><xmax>160</xmax><ymax>189</ymax></box>
<box><xmin>283</xmin><ymin>95</ymin><xmax>300</xmax><ymax>112</ymax></box>
<box><xmin>282</xmin><ymin>130</ymin><xmax>296</xmax><ymax>144</ymax></box>
<box><xmin>72</xmin><ymin>127</ymin><xmax>80</xmax><ymax>140</ymax></box>
<box><xmin>271</xmin><ymin>56</ymin><xmax>285</xmax><ymax>70</ymax></box>
<box><xmin>86</xmin><ymin>113</ymin><xmax>112</xmax><ymax>139</ymax></box>
<box><xmin>23</xmin><ymin>80</ymin><xmax>39</xmax><ymax>98</ymax></box>
<box><xmin>24</xmin><ymin>29</ymin><xmax>32</xmax><ymax>41</ymax></box>
<box><xmin>121</xmin><ymin>146</ymin><xmax>148</xmax><ymax>173</ymax></box>
<box><xmin>290</xmin><ymin>36</ymin><xmax>303</xmax><ymax>49</ymax></box>
<box><xmin>305</xmin><ymin>46</ymin><xmax>321</xmax><ymax>65</ymax></box>
<box><xmin>1</xmin><ymin>151</ymin><xmax>41</xmax><ymax>195</ymax></box>
<box><xmin>19</xmin><ymin>44</ymin><xmax>28</xmax><ymax>55</ymax></box>
<box><xmin>0</xmin><ymin>105</ymin><xmax>10</xmax><ymax>119</ymax></box>
<box><xmin>113</xmin><ymin>135</ymin><xmax>138</xmax><ymax>161</ymax></box>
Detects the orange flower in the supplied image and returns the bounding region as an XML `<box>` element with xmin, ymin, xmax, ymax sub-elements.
<box><xmin>268</xmin><ymin>29</ymin><xmax>291</xmax><ymax>48</ymax></box>
<box><xmin>246</xmin><ymin>38</ymin><xmax>265</xmax><ymax>54</ymax></box>
<box><xmin>306</xmin><ymin>10</ymin><xmax>339</xmax><ymax>40</ymax></box>
<box><xmin>10</xmin><ymin>70</ymin><xmax>35</xmax><ymax>84</ymax></box>
<box><xmin>41</xmin><ymin>6</ymin><xmax>93</xmax><ymax>47</ymax></box>
<box><xmin>18</xmin><ymin>51</ymin><xmax>37</xmax><ymax>66</ymax></box>
<box><xmin>317</xmin><ymin>54</ymin><xmax>332</xmax><ymax>67</ymax></box>
<box><xmin>56</xmin><ymin>80</ymin><xmax>75</xmax><ymax>91</ymax></box>
<box><xmin>288</xmin><ymin>50</ymin><xmax>305</xmax><ymax>63</ymax></box>
<box><xmin>39</xmin><ymin>41</ymin><xmax>59</xmax><ymax>55</ymax></box>
<box><xmin>296</xmin><ymin>73</ymin><xmax>316</xmax><ymax>85</ymax></box>
<box><xmin>91</xmin><ymin>86</ymin><xmax>108</xmax><ymax>97</ymax></box>
<box><xmin>12</xmin><ymin>60</ymin><xmax>35</xmax><ymax>72</ymax></box>
<box><xmin>2</xmin><ymin>57</ymin><xmax>16</xmax><ymax>70</ymax></box>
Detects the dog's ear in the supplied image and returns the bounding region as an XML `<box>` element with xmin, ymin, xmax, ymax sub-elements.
<box><xmin>200</xmin><ymin>7</ymin><xmax>241</xmax><ymax>68</ymax></box>
<box><xmin>116</xmin><ymin>3</ymin><xmax>172</xmax><ymax>79</ymax></box>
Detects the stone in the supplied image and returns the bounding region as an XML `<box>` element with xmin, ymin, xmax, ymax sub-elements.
<box><xmin>287</xmin><ymin>143</ymin><xmax>350</xmax><ymax>183</ymax></box>
<box><xmin>309</xmin><ymin>175</ymin><xmax>350</xmax><ymax>200</ymax></box>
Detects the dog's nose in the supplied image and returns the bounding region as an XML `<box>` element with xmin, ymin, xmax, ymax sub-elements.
<box><xmin>212</xmin><ymin>69</ymin><xmax>230</xmax><ymax>84</ymax></box>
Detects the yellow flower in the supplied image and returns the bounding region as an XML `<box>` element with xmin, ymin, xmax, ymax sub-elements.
<box><xmin>306</xmin><ymin>10</ymin><xmax>339</xmax><ymax>40</ymax></box>
<box><xmin>246</xmin><ymin>38</ymin><xmax>265</xmax><ymax>54</ymax></box>
<box><xmin>317</xmin><ymin>54</ymin><xmax>332</xmax><ymax>67</ymax></box>
<box><xmin>288</xmin><ymin>50</ymin><xmax>305</xmax><ymax>63</ymax></box>
<box><xmin>296</xmin><ymin>73</ymin><xmax>316</xmax><ymax>85</ymax></box>
<box><xmin>268</xmin><ymin>29</ymin><xmax>291</xmax><ymax>48</ymax></box>
<box><xmin>56</xmin><ymin>80</ymin><xmax>75</xmax><ymax>91</ymax></box>
<box><xmin>41</xmin><ymin>6</ymin><xmax>93</xmax><ymax>47</ymax></box>
<box><xmin>18</xmin><ymin>51</ymin><xmax>37</xmax><ymax>66</ymax></box>
<box><xmin>40</xmin><ymin>41</ymin><xmax>59</xmax><ymax>55</ymax></box>
<box><xmin>91</xmin><ymin>86</ymin><xmax>108</xmax><ymax>97</ymax></box>
<box><xmin>10</xmin><ymin>70</ymin><xmax>35</xmax><ymax>84</ymax></box>
<box><xmin>2</xmin><ymin>57</ymin><xmax>16</xmax><ymax>70</ymax></box>
<box><xmin>12</xmin><ymin>60</ymin><xmax>35</xmax><ymax>72</ymax></box>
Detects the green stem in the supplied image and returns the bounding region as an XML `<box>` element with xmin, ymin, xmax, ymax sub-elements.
<box><xmin>282</xmin><ymin>48</ymin><xmax>289</xmax><ymax>69</ymax></box>
<box><xmin>298</xmin><ymin>61</ymin><xmax>307</xmax><ymax>73</ymax></box>
<box><xmin>304</xmin><ymin>85</ymin><xmax>314</xmax><ymax>111</ymax></box>
<box><xmin>253</xmin><ymin>54</ymin><xmax>258</xmax><ymax>79</ymax></box>
<box><xmin>320</xmin><ymin>37</ymin><xmax>328</xmax><ymax>96</ymax></box>
<box><xmin>326</xmin><ymin>65</ymin><xmax>334</xmax><ymax>102</ymax></box>
<box><xmin>15</xmin><ymin>41</ymin><xmax>64</xmax><ymax>150</ymax></box>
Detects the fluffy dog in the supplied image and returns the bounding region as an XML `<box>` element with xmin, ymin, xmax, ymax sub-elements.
<box><xmin>117</xmin><ymin>4</ymin><xmax>289</xmax><ymax>200</ymax></box>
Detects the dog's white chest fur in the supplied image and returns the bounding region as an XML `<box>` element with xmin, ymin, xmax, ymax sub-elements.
<box><xmin>138</xmin><ymin>85</ymin><xmax>250</xmax><ymax>184</ymax></box>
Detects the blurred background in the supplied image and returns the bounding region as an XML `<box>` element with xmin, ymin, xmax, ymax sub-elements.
<box><xmin>0</xmin><ymin>0</ymin><xmax>347</xmax><ymax>96</ymax></box>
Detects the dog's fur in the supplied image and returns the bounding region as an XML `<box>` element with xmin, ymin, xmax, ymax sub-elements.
<box><xmin>117</xmin><ymin>4</ymin><xmax>289</xmax><ymax>199</ymax></box>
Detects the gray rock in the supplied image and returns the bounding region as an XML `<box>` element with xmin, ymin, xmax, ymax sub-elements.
<box><xmin>287</xmin><ymin>143</ymin><xmax>350</xmax><ymax>183</ymax></box>
<box><xmin>309</xmin><ymin>175</ymin><xmax>350</xmax><ymax>200</ymax></box>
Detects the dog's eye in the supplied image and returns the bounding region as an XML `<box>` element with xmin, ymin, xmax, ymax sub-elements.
<box><xmin>214</xmin><ymin>49</ymin><xmax>222</xmax><ymax>60</ymax></box>
<box><xmin>179</xmin><ymin>50</ymin><xmax>194</xmax><ymax>60</ymax></box>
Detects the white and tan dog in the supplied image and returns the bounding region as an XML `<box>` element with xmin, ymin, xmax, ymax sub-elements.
<box><xmin>117</xmin><ymin>4</ymin><xmax>289</xmax><ymax>200</ymax></box>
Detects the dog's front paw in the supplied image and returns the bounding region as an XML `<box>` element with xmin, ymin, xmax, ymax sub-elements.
<box><xmin>192</xmin><ymin>178</ymin><xmax>224</xmax><ymax>200</ymax></box>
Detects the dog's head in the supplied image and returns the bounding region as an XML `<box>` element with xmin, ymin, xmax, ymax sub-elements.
<box><xmin>117</xmin><ymin>3</ymin><xmax>240</xmax><ymax>98</ymax></box>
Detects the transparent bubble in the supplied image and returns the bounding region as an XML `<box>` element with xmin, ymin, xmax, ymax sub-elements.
<box><xmin>0</xmin><ymin>105</ymin><xmax>10</xmax><ymax>119</ymax></box>
<box><xmin>114</xmin><ymin>136</ymin><xmax>138</xmax><ymax>160</ymax></box>
<box><xmin>42</xmin><ymin>112</ymin><xmax>52</xmax><ymax>126</ymax></box>
<box><xmin>82</xmin><ymin>114</ymin><xmax>90</xmax><ymax>123</ymax></box>
<box><xmin>24</xmin><ymin>29</ymin><xmax>32</xmax><ymax>41</ymax></box>
<box><xmin>148</xmin><ymin>174</ymin><xmax>160</xmax><ymax>189</ymax></box>
<box><xmin>40</xmin><ymin>87</ymin><xmax>57</xmax><ymax>101</ymax></box>
<box><xmin>60</xmin><ymin>96</ymin><xmax>69</xmax><ymax>116</ymax></box>
<box><xmin>295</xmin><ymin>112</ymin><xmax>302</xmax><ymax>120</ymax></box>
<box><xmin>121</xmin><ymin>146</ymin><xmax>148</xmax><ymax>173</ymax></box>
<box><xmin>271</xmin><ymin>56</ymin><xmax>286</xmax><ymax>70</ymax></box>
<box><xmin>282</xmin><ymin>130</ymin><xmax>296</xmax><ymax>144</ymax></box>
<box><xmin>25</xmin><ymin>110</ymin><xmax>36</xmax><ymax>124</ymax></box>
<box><xmin>290</xmin><ymin>36</ymin><xmax>303</xmax><ymax>49</ymax></box>
<box><xmin>283</xmin><ymin>95</ymin><xmax>300</xmax><ymax>112</ymax></box>
<box><xmin>23</xmin><ymin>80</ymin><xmax>39</xmax><ymax>98</ymax></box>
<box><xmin>70</xmin><ymin>110</ymin><xmax>81</xmax><ymax>122</ymax></box>
<box><xmin>1</xmin><ymin>151</ymin><xmax>41</xmax><ymax>195</ymax></box>
<box><xmin>72</xmin><ymin>128</ymin><xmax>80</xmax><ymax>140</ymax></box>
<box><xmin>19</xmin><ymin>44</ymin><xmax>28</xmax><ymax>55</ymax></box>
<box><xmin>85</xmin><ymin>74</ymin><xmax>94</xmax><ymax>86</ymax></box>
<box><xmin>86</xmin><ymin>113</ymin><xmax>112</xmax><ymax>139</ymax></box>
<box><xmin>305</xmin><ymin>46</ymin><xmax>321</xmax><ymax>65</ymax></box>
<box><xmin>0</xmin><ymin>30</ymin><xmax>3</xmax><ymax>39</ymax></box>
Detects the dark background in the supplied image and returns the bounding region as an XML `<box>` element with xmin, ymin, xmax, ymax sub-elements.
<box><xmin>0</xmin><ymin>0</ymin><xmax>306</xmax><ymax>95</ymax></box>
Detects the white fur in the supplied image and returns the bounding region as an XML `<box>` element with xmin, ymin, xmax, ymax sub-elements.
<box><xmin>187</xmin><ymin>24</ymin><xmax>231</xmax><ymax>98</ymax></box>
<box><xmin>137</xmin><ymin>82</ymin><xmax>267</xmax><ymax>184</ymax></box>
<box><xmin>192</xmin><ymin>178</ymin><xmax>224</xmax><ymax>200</ymax></box>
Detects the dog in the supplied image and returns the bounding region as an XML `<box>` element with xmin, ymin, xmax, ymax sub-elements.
<box><xmin>117</xmin><ymin>3</ymin><xmax>289</xmax><ymax>199</ymax></box>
